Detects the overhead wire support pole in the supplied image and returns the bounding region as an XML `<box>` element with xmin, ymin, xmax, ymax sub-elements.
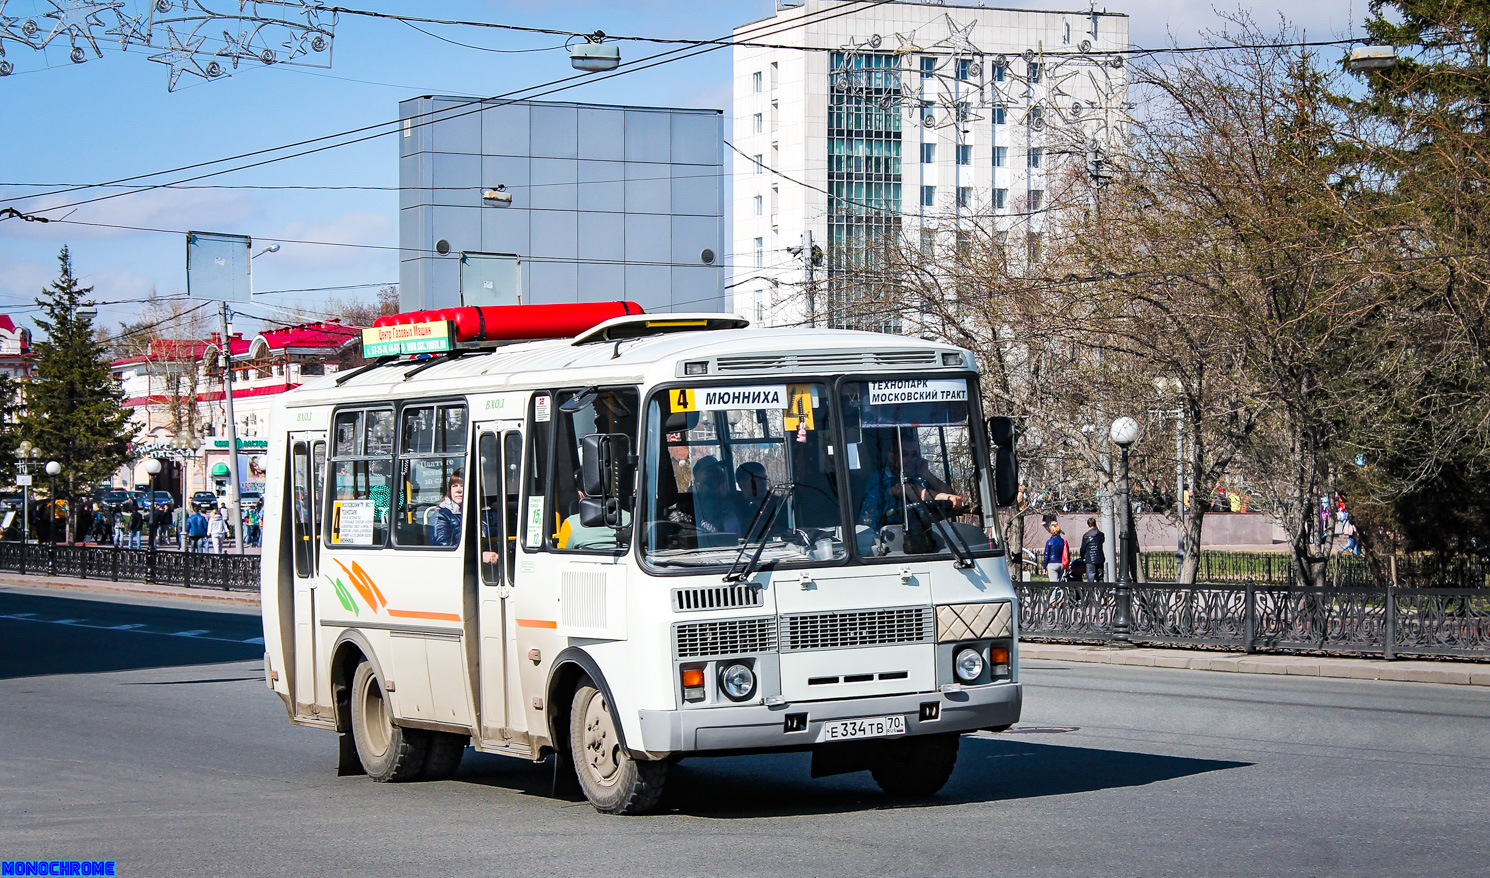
<box><xmin>220</xmin><ymin>301</ymin><xmax>246</xmax><ymax>556</ymax></box>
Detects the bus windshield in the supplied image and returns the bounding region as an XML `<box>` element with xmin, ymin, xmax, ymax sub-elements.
<box><xmin>641</xmin><ymin>383</ymin><xmax>844</xmax><ymax>568</ymax></box>
<box><xmin>639</xmin><ymin>377</ymin><xmax>999</xmax><ymax>570</ymax></box>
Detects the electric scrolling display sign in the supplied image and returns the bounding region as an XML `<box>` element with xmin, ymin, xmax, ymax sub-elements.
<box><xmin>361</xmin><ymin>320</ymin><xmax>454</xmax><ymax>357</ymax></box>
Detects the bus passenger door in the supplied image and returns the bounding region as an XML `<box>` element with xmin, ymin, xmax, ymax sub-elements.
<box><xmin>288</xmin><ymin>434</ymin><xmax>326</xmax><ymax>718</ymax></box>
<box><xmin>474</xmin><ymin>425</ymin><xmax>527</xmax><ymax>747</ymax></box>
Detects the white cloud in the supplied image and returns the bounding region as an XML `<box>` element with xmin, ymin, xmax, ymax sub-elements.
<box><xmin>259</xmin><ymin>210</ymin><xmax>396</xmax><ymax>270</ymax></box>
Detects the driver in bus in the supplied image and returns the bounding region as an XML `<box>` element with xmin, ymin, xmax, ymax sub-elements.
<box><xmin>858</xmin><ymin>434</ymin><xmax>970</xmax><ymax>531</ymax></box>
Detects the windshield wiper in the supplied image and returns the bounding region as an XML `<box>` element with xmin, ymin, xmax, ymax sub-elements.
<box><xmin>904</xmin><ymin>484</ymin><xmax>976</xmax><ymax>569</ymax></box>
<box><xmin>724</xmin><ymin>484</ymin><xmax>794</xmax><ymax>583</ymax></box>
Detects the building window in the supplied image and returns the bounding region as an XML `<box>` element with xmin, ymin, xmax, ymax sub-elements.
<box><xmin>956</xmin><ymin>58</ymin><xmax>973</xmax><ymax>81</ymax></box>
<box><xmin>992</xmin><ymin>64</ymin><xmax>1006</xmax><ymax>82</ymax></box>
<box><xmin>755</xmin><ymin>290</ymin><xmax>765</xmax><ymax>323</ymax></box>
<box><xmin>920</xmin><ymin>229</ymin><xmax>935</xmax><ymax>255</ymax></box>
<box><xmin>956</xmin><ymin>144</ymin><xmax>972</xmax><ymax>165</ymax></box>
<box><xmin>1027</xmin><ymin>232</ymin><xmax>1042</xmax><ymax>263</ymax></box>
<box><xmin>921</xmin><ymin>142</ymin><xmax>936</xmax><ymax>163</ymax></box>
<box><xmin>992</xmin><ymin>107</ymin><xmax>1006</xmax><ymax>125</ymax></box>
<box><xmin>753</xmin><ymin>113</ymin><xmax>763</xmax><ymax>134</ymax></box>
<box><xmin>1028</xmin><ymin>148</ymin><xmax>1043</xmax><ymax>169</ymax></box>
<box><xmin>1029</xmin><ymin>106</ymin><xmax>1044</xmax><ymax>127</ymax></box>
<box><xmin>995</xmin><ymin>188</ymin><xmax>1008</xmax><ymax>209</ymax></box>
<box><xmin>955</xmin><ymin>230</ymin><xmax>971</xmax><ymax>259</ymax></box>
<box><xmin>753</xmin><ymin>195</ymin><xmax>763</xmax><ymax>216</ymax></box>
<box><xmin>752</xmin><ymin>71</ymin><xmax>762</xmax><ymax>93</ymax></box>
<box><xmin>920</xmin><ymin>185</ymin><xmax>935</xmax><ymax>207</ymax></box>
<box><xmin>754</xmin><ymin>237</ymin><xmax>764</xmax><ymax>268</ymax></box>
<box><xmin>957</xmin><ymin>187</ymin><xmax>972</xmax><ymax>208</ymax></box>
<box><xmin>993</xmin><ymin>146</ymin><xmax>1007</xmax><ymax>167</ymax></box>
<box><xmin>1028</xmin><ymin>62</ymin><xmax>1043</xmax><ymax>83</ymax></box>
<box><xmin>920</xmin><ymin>56</ymin><xmax>936</xmax><ymax>80</ymax></box>
<box><xmin>753</xmin><ymin>154</ymin><xmax>764</xmax><ymax>174</ymax></box>
<box><xmin>1030</xmin><ymin>189</ymin><xmax>1044</xmax><ymax>211</ymax></box>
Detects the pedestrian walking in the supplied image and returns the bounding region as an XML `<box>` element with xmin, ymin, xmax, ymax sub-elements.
<box><xmin>1340</xmin><ymin>515</ymin><xmax>1360</xmax><ymax>556</ymax></box>
<box><xmin>1043</xmin><ymin>523</ymin><xmax>1069</xmax><ymax>582</ymax></box>
<box><xmin>206</xmin><ymin>509</ymin><xmax>227</xmax><ymax>554</ymax></box>
<box><xmin>128</xmin><ymin>504</ymin><xmax>143</xmax><ymax>549</ymax></box>
<box><xmin>185</xmin><ymin>508</ymin><xmax>208</xmax><ymax>553</ymax></box>
<box><xmin>1079</xmin><ymin>517</ymin><xmax>1106</xmax><ymax>582</ymax></box>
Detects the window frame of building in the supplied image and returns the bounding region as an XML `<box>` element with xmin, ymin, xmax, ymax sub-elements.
<box><xmin>920</xmin><ymin>185</ymin><xmax>936</xmax><ymax>208</ymax></box>
<box><xmin>1029</xmin><ymin>189</ymin><xmax>1044</xmax><ymax>211</ymax></box>
<box><xmin>995</xmin><ymin>188</ymin><xmax>1008</xmax><ymax>210</ymax></box>
<box><xmin>1028</xmin><ymin>148</ymin><xmax>1043</xmax><ymax>169</ymax></box>
<box><xmin>753</xmin><ymin>112</ymin><xmax>763</xmax><ymax>134</ymax></box>
<box><xmin>753</xmin><ymin>237</ymin><xmax>764</xmax><ymax>268</ymax></box>
<box><xmin>956</xmin><ymin>144</ymin><xmax>972</xmax><ymax>166</ymax></box>
<box><xmin>752</xmin><ymin>71</ymin><xmax>762</xmax><ymax>93</ymax></box>
<box><xmin>920</xmin><ymin>56</ymin><xmax>936</xmax><ymax>80</ymax></box>
<box><xmin>993</xmin><ymin>146</ymin><xmax>1007</xmax><ymax>167</ymax></box>
<box><xmin>921</xmin><ymin>142</ymin><xmax>936</xmax><ymax>164</ymax></box>
<box><xmin>993</xmin><ymin>107</ymin><xmax>1006</xmax><ymax>125</ymax></box>
<box><xmin>753</xmin><ymin>194</ymin><xmax>763</xmax><ymax>216</ymax></box>
<box><xmin>956</xmin><ymin>187</ymin><xmax>972</xmax><ymax>208</ymax></box>
<box><xmin>753</xmin><ymin>154</ymin><xmax>764</xmax><ymax>174</ymax></box>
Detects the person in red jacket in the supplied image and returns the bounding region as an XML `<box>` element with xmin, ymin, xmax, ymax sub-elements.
<box><xmin>1043</xmin><ymin>523</ymin><xmax>1069</xmax><ymax>581</ymax></box>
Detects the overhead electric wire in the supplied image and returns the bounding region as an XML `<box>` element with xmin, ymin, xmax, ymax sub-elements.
<box><xmin>2</xmin><ymin>0</ymin><xmax>894</xmax><ymax>216</ymax></box>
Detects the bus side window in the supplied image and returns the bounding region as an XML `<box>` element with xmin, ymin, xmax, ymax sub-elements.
<box><xmin>504</xmin><ymin>431</ymin><xmax>522</xmax><ymax>581</ymax></box>
<box><xmin>311</xmin><ymin>441</ymin><xmax>326</xmax><ymax>550</ymax></box>
<box><xmin>477</xmin><ymin>432</ymin><xmax>502</xmax><ymax>584</ymax></box>
<box><xmin>291</xmin><ymin>442</ymin><xmax>312</xmax><ymax>578</ymax></box>
<box><xmin>523</xmin><ymin>393</ymin><xmax>552</xmax><ymax>551</ymax></box>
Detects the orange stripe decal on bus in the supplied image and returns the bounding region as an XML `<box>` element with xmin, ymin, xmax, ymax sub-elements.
<box><xmin>352</xmin><ymin>560</ymin><xmax>387</xmax><ymax>606</ymax></box>
<box><xmin>335</xmin><ymin>559</ymin><xmax>378</xmax><ymax>610</ymax></box>
<box><xmin>516</xmin><ymin>618</ymin><xmax>558</xmax><ymax>629</ymax></box>
<box><xmin>386</xmin><ymin>609</ymin><xmax>462</xmax><ymax>622</ymax></box>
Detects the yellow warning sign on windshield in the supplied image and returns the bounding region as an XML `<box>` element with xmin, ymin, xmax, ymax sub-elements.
<box><xmin>669</xmin><ymin>387</ymin><xmax>696</xmax><ymax>413</ymax></box>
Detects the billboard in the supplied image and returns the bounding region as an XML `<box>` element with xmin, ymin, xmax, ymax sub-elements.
<box><xmin>186</xmin><ymin>231</ymin><xmax>252</xmax><ymax>302</ymax></box>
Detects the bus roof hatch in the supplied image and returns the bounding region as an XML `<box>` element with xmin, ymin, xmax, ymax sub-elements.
<box><xmin>571</xmin><ymin>313</ymin><xmax>749</xmax><ymax>345</ymax></box>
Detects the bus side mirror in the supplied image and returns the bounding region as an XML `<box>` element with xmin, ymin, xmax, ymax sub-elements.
<box><xmin>986</xmin><ymin>416</ymin><xmax>1020</xmax><ymax>508</ymax></box>
<box><xmin>580</xmin><ymin>433</ymin><xmax>633</xmax><ymax>526</ymax></box>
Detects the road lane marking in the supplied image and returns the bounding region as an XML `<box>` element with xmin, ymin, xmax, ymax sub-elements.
<box><xmin>0</xmin><ymin>613</ymin><xmax>261</xmax><ymax>645</ymax></box>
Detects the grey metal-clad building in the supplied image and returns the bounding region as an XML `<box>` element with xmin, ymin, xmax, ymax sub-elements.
<box><xmin>398</xmin><ymin>96</ymin><xmax>726</xmax><ymax>313</ymax></box>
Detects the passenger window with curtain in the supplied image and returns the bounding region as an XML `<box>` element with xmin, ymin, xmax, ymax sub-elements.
<box><xmin>552</xmin><ymin>387</ymin><xmax>640</xmax><ymax>552</ymax></box>
<box><xmin>327</xmin><ymin>408</ymin><xmax>393</xmax><ymax>547</ymax></box>
<box><xmin>395</xmin><ymin>403</ymin><xmax>468</xmax><ymax>548</ymax></box>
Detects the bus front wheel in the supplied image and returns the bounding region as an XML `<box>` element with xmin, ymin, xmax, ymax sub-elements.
<box><xmin>870</xmin><ymin>732</ymin><xmax>960</xmax><ymax>797</ymax></box>
<box><xmin>569</xmin><ymin>680</ymin><xmax>666</xmax><ymax>814</ymax></box>
<box><xmin>351</xmin><ymin>660</ymin><xmax>427</xmax><ymax>782</ymax></box>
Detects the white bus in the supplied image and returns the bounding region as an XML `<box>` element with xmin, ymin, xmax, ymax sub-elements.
<box><xmin>260</xmin><ymin>303</ymin><xmax>1022</xmax><ymax>814</ymax></box>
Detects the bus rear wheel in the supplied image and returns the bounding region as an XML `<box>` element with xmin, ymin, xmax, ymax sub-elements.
<box><xmin>351</xmin><ymin>661</ymin><xmax>427</xmax><ymax>782</ymax></box>
<box><xmin>870</xmin><ymin>732</ymin><xmax>960</xmax><ymax>797</ymax></box>
<box><xmin>569</xmin><ymin>680</ymin><xmax>666</xmax><ymax>814</ymax></box>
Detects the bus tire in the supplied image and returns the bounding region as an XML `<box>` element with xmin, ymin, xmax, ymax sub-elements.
<box><xmin>870</xmin><ymin>732</ymin><xmax>960</xmax><ymax>797</ymax></box>
<box><xmin>569</xmin><ymin>680</ymin><xmax>666</xmax><ymax>814</ymax></box>
<box><xmin>419</xmin><ymin>732</ymin><xmax>466</xmax><ymax>781</ymax></box>
<box><xmin>350</xmin><ymin>660</ymin><xmax>427</xmax><ymax>782</ymax></box>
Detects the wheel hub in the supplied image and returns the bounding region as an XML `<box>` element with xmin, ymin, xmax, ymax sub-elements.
<box><xmin>582</xmin><ymin>694</ymin><xmax>621</xmax><ymax>785</ymax></box>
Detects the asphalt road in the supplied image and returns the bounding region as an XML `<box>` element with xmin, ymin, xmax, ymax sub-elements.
<box><xmin>2</xmin><ymin>585</ymin><xmax>1486</xmax><ymax>878</ymax></box>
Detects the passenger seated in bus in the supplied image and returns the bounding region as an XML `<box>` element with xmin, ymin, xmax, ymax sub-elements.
<box><xmin>735</xmin><ymin>462</ymin><xmax>770</xmax><ymax>520</ymax></box>
<box><xmin>430</xmin><ymin>469</ymin><xmax>464</xmax><ymax>546</ymax></box>
<box><xmin>558</xmin><ymin>477</ymin><xmax>630</xmax><ymax>550</ymax></box>
<box><xmin>858</xmin><ymin>436</ymin><xmax>969</xmax><ymax>532</ymax></box>
<box><xmin>669</xmin><ymin>457</ymin><xmax>743</xmax><ymax>543</ymax></box>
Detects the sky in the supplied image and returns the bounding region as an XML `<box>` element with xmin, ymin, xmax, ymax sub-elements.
<box><xmin>0</xmin><ymin>0</ymin><xmax>1362</xmax><ymax>340</ymax></box>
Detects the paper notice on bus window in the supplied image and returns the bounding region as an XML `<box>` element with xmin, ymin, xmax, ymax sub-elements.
<box><xmin>526</xmin><ymin>497</ymin><xmax>544</xmax><ymax>547</ymax></box>
<box><xmin>783</xmin><ymin>383</ymin><xmax>815</xmax><ymax>431</ymax></box>
<box><xmin>868</xmin><ymin>379</ymin><xmax>967</xmax><ymax>405</ymax></box>
<box><xmin>534</xmin><ymin>394</ymin><xmax>551</xmax><ymax>423</ymax></box>
<box><xmin>331</xmin><ymin>499</ymin><xmax>375</xmax><ymax>546</ymax></box>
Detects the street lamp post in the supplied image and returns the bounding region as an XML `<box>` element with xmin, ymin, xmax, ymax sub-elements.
<box><xmin>1109</xmin><ymin>417</ymin><xmax>1140</xmax><ymax>647</ymax></box>
<box><xmin>44</xmin><ymin>460</ymin><xmax>61</xmax><ymax>576</ymax></box>
<box><xmin>13</xmin><ymin>440</ymin><xmax>42</xmax><ymax>575</ymax></box>
<box><xmin>143</xmin><ymin>457</ymin><xmax>162</xmax><ymax>583</ymax></box>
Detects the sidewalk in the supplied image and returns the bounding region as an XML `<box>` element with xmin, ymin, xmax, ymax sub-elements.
<box><xmin>1021</xmin><ymin>642</ymin><xmax>1490</xmax><ymax>687</ymax></box>
<box><xmin>0</xmin><ymin>571</ymin><xmax>259</xmax><ymax>608</ymax></box>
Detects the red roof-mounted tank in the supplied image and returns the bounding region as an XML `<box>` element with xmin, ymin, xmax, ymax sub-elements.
<box><xmin>373</xmin><ymin>301</ymin><xmax>644</xmax><ymax>344</ymax></box>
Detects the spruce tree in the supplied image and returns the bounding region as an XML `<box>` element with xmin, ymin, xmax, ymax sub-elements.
<box><xmin>21</xmin><ymin>247</ymin><xmax>133</xmax><ymax>503</ymax></box>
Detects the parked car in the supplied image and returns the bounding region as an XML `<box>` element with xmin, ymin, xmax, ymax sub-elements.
<box><xmin>239</xmin><ymin>491</ymin><xmax>262</xmax><ymax>509</ymax></box>
<box><xmin>191</xmin><ymin>491</ymin><xmax>219</xmax><ymax>511</ymax></box>
<box><xmin>97</xmin><ymin>489</ymin><xmax>131</xmax><ymax>513</ymax></box>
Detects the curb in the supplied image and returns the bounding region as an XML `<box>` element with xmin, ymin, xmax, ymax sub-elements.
<box><xmin>1019</xmin><ymin>643</ymin><xmax>1490</xmax><ymax>687</ymax></box>
<box><xmin>0</xmin><ymin>574</ymin><xmax>260</xmax><ymax>608</ymax></box>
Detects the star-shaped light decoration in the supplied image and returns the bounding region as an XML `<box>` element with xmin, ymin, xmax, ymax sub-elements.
<box><xmin>891</xmin><ymin>31</ymin><xmax>922</xmax><ymax>56</ymax></box>
<box><xmin>216</xmin><ymin>27</ymin><xmax>253</xmax><ymax>68</ymax></box>
<box><xmin>147</xmin><ymin>24</ymin><xmax>208</xmax><ymax>90</ymax></box>
<box><xmin>105</xmin><ymin>7</ymin><xmax>150</xmax><ymax>51</ymax></box>
<box><xmin>40</xmin><ymin>0</ymin><xmax>122</xmax><ymax>59</ymax></box>
<box><xmin>933</xmin><ymin>15</ymin><xmax>979</xmax><ymax>57</ymax></box>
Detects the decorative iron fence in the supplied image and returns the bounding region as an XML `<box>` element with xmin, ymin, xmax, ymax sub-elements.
<box><xmin>1139</xmin><ymin>551</ymin><xmax>1490</xmax><ymax>589</ymax></box>
<box><xmin>1017</xmin><ymin>581</ymin><xmax>1490</xmax><ymax>660</ymax></box>
<box><xmin>0</xmin><ymin>543</ymin><xmax>259</xmax><ymax>592</ymax></box>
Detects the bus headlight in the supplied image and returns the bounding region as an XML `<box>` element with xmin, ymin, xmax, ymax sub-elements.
<box><xmin>953</xmin><ymin>647</ymin><xmax>985</xmax><ymax>683</ymax></box>
<box><xmin>720</xmin><ymin>662</ymin><xmax>756</xmax><ymax>701</ymax></box>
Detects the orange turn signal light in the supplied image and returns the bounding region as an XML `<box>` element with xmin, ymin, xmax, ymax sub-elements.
<box><xmin>681</xmin><ymin>667</ymin><xmax>705</xmax><ymax>689</ymax></box>
<box><xmin>990</xmin><ymin>647</ymin><xmax>1010</xmax><ymax>665</ymax></box>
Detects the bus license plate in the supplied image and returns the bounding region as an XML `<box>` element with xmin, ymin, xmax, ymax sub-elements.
<box><xmin>816</xmin><ymin>714</ymin><xmax>906</xmax><ymax>743</ymax></box>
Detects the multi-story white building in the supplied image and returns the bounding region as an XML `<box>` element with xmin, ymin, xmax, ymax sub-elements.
<box><xmin>732</xmin><ymin>0</ymin><xmax>1128</xmax><ymax>328</ymax></box>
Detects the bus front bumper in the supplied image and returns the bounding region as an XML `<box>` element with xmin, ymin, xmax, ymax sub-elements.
<box><xmin>636</xmin><ymin>681</ymin><xmax>1021</xmax><ymax>755</ymax></box>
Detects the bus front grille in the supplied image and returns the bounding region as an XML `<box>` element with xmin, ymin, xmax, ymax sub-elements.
<box><xmin>779</xmin><ymin>607</ymin><xmax>935</xmax><ymax>652</ymax></box>
<box><xmin>673</xmin><ymin>617</ymin><xmax>778</xmax><ymax>659</ymax></box>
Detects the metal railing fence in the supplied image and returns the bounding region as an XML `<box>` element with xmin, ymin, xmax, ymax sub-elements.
<box><xmin>1017</xmin><ymin>580</ymin><xmax>1490</xmax><ymax>660</ymax></box>
<box><xmin>0</xmin><ymin>542</ymin><xmax>259</xmax><ymax>592</ymax></box>
<box><xmin>1139</xmin><ymin>551</ymin><xmax>1490</xmax><ymax>589</ymax></box>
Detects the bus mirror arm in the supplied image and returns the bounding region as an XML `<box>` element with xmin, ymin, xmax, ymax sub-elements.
<box><xmin>580</xmin><ymin>433</ymin><xmax>635</xmax><ymax>525</ymax></box>
<box><xmin>986</xmin><ymin>416</ymin><xmax>1020</xmax><ymax>508</ymax></box>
